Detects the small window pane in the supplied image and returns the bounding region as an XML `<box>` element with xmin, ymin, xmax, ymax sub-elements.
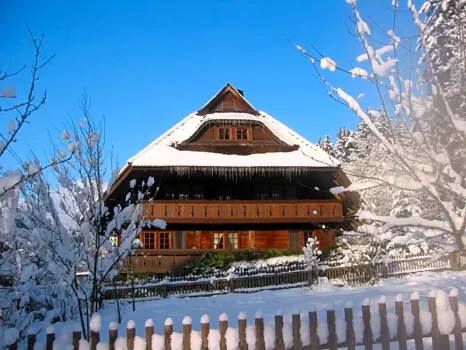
<box><xmin>159</xmin><ymin>233</ymin><xmax>170</xmax><ymax>249</ymax></box>
<box><xmin>236</xmin><ymin>128</ymin><xmax>248</xmax><ymax>140</ymax></box>
<box><xmin>228</xmin><ymin>233</ymin><xmax>239</xmax><ymax>249</ymax></box>
<box><xmin>219</xmin><ymin>128</ymin><xmax>230</xmax><ymax>140</ymax></box>
<box><xmin>214</xmin><ymin>233</ymin><xmax>224</xmax><ymax>249</ymax></box>
<box><xmin>144</xmin><ymin>232</ymin><xmax>155</xmax><ymax>249</ymax></box>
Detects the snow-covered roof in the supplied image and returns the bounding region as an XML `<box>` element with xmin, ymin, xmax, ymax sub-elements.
<box><xmin>126</xmin><ymin>110</ymin><xmax>339</xmax><ymax>169</ymax></box>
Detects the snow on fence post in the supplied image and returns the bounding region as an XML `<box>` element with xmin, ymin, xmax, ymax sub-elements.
<box><xmin>145</xmin><ymin>319</ymin><xmax>154</xmax><ymax>350</ymax></box>
<box><xmin>255</xmin><ymin>312</ymin><xmax>266</xmax><ymax>350</ymax></box>
<box><xmin>290</xmin><ymin>309</ymin><xmax>301</xmax><ymax>350</ymax></box>
<box><xmin>395</xmin><ymin>295</ymin><xmax>408</xmax><ymax>350</ymax></box>
<box><xmin>127</xmin><ymin>320</ymin><xmax>136</xmax><ymax>350</ymax></box>
<box><xmin>410</xmin><ymin>292</ymin><xmax>424</xmax><ymax>350</ymax></box>
<box><xmin>361</xmin><ymin>299</ymin><xmax>373</xmax><ymax>350</ymax></box>
<box><xmin>4</xmin><ymin>328</ymin><xmax>19</xmax><ymax>350</ymax></box>
<box><xmin>200</xmin><ymin>314</ymin><xmax>209</xmax><ymax>350</ymax></box>
<box><xmin>327</xmin><ymin>304</ymin><xmax>337</xmax><ymax>350</ymax></box>
<box><xmin>27</xmin><ymin>328</ymin><xmax>36</xmax><ymax>350</ymax></box>
<box><xmin>182</xmin><ymin>316</ymin><xmax>192</xmax><ymax>350</ymax></box>
<box><xmin>448</xmin><ymin>289</ymin><xmax>463</xmax><ymax>350</ymax></box>
<box><xmin>238</xmin><ymin>312</ymin><xmax>247</xmax><ymax>350</ymax></box>
<box><xmin>274</xmin><ymin>311</ymin><xmax>285</xmax><ymax>350</ymax></box>
<box><xmin>344</xmin><ymin>302</ymin><xmax>355</xmax><ymax>350</ymax></box>
<box><xmin>219</xmin><ymin>313</ymin><xmax>228</xmax><ymax>350</ymax></box>
<box><xmin>46</xmin><ymin>326</ymin><xmax>55</xmax><ymax>350</ymax></box>
<box><xmin>109</xmin><ymin>322</ymin><xmax>118</xmax><ymax>350</ymax></box>
<box><xmin>90</xmin><ymin>313</ymin><xmax>101</xmax><ymax>350</ymax></box>
<box><xmin>309</xmin><ymin>306</ymin><xmax>320</xmax><ymax>350</ymax></box>
<box><xmin>164</xmin><ymin>318</ymin><xmax>173</xmax><ymax>350</ymax></box>
<box><xmin>378</xmin><ymin>296</ymin><xmax>390</xmax><ymax>350</ymax></box>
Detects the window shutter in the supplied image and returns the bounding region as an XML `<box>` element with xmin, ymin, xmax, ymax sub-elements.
<box><xmin>289</xmin><ymin>231</ymin><xmax>300</xmax><ymax>250</ymax></box>
<box><xmin>174</xmin><ymin>231</ymin><xmax>186</xmax><ymax>249</ymax></box>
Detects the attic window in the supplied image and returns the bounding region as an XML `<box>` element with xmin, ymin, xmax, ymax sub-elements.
<box><xmin>236</xmin><ymin>128</ymin><xmax>248</xmax><ymax>140</ymax></box>
<box><xmin>218</xmin><ymin>128</ymin><xmax>230</xmax><ymax>140</ymax></box>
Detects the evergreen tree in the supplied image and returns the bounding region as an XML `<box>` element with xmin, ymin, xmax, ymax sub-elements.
<box><xmin>334</xmin><ymin>127</ymin><xmax>356</xmax><ymax>162</ymax></box>
<box><xmin>316</xmin><ymin>135</ymin><xmax>335</xmax><ymax>158</ymax></box>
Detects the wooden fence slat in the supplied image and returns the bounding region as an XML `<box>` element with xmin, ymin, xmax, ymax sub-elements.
<box><xmin>292</xmin><ymin>311</ymin><xmax>302</xmax><ymax>350</ymax></box>
<box><xmin>201</xmin><ymin>315</ymin><xmax>209</xmax><ymax>350</ymax></box>
<box><xmin>90</xmin><ymin>330</ymin><xmax>100</xmax><ymax>350</ymax></box>
<box><xmin>145</xmin><ymin>319</ymin><xmax>154</xmax><ymax>350</ymax></box>
<box><xmin>255</xmin><ymin>312</ymin><xmax>266</xmax><ymax>350</ymax></box>
<box><xmin>238</xmin><ymin>312</ymin><xmax>248</xmax><ymax>350</ymax></box>
<box><xmin>428</xmin><ymin>290</ymin><xmax>450</xmax><ymax>350</ymax></box>
<box><xmin>362</xmin><ymin>300</ymin><xmax>373</xmax><ymax>350</ymax></box>
<box><xmin>219</xmin><ymin>314</ymin><xmax>228</xmax><ymax>350</ymax></box>
<box><xmin>109</xmin><ymin>323</ymin><xmax>118</xmax><ymax>350</ymax></box>
<box><xmin>378</xmin><ymin>297</ymin><xmax>390</xmax><ymax>350</ymax></box>
<box><xmin>395</xmin><ymin>295</ymin><xmax>408</xmax><ymax>350</ymax></box>
<box><xmin>449</xmin><ymin>289</ymin><xmax>463</xmax><ymax>350</ymax></box>
<box><xmin>309</xmin><ymin>309</ymin><xmax>321</xmax><ymax>350</ymax></box>
<box><xmin>344</xmin><ymin>303</ymin><xmax>355</xmax><ymax>350</ymax></box>
<box><xmin>275</xmin><ymin>312</ymin><xmax>285</xmax><ymax>350</ymax></box>
<box><xmin>327</xmin><ymin>305</ymin><xmax>337</xmax><ymax>350</ymax></box>
<box><xmin>27</xmin><ymin>332</ymin><xmax>36</xmax><ymax>350</ymax></box>
<box><xmin>46</xmin><ymin>327</ymin><xmax>55</xmax><ymax>350</ymax></box>
<box><xmin>164</xmin><ymin>318</ymin><xmax>174</xmax><ymax>350</ymax></box>
<box><xmin>411</xmin><ymin>292</ymin><xmax>424</xmax><ymax>350</ymax></box>
<box><xmin>127</xmin><ymin>320</ymin><xmax>136</xmax><ymax>350</ymax></box>
<box><xmin>182</xmin><ymin>317</ymin><xmax>192</xmax><ymax>350</ymax></box>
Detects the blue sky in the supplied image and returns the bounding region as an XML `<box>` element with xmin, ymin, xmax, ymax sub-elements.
<box><xmin>2</xmin><ymin>0</ymin><xmax>412</xmax><ymax>173</ymax></box>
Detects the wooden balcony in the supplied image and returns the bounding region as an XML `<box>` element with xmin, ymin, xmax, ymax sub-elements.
<box><xmin>144</xmin><ymin>200</ymin><xmax>343</xmax><ymax>224</ymax></box>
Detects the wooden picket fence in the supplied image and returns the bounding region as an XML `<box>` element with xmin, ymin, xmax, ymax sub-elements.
<box><xmin>102</xmin><ymin>254</ymin><xmax>453</xmax><ymax>300</ymax></box>
<box><xmin>8</xmin><ymin>288</ymin><xmax>466</xmax><ymax>349</ymax></box>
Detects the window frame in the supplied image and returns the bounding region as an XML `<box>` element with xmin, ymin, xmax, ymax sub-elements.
<box><xmin>213</xmin><ymin>232</ymin><xmax>225</xmax><ymax>249</ymax></box>
<box><xmin>158</xmin><ymin>232</ymin><xmax>170</xmax><ymax>249</ymax></box>
<box><xmin>227</xmin><ymin>232</ymin><xmax>239</xmax><ymax>250</ymax></box>
<box><xmin>143</xmin><ymin>232</ymin><xmax>155</xmax><ymax>249</ymax></box>
<box><xmin>217</xmin><ymin>126</ymin><xmax>251</xmax><ymax>141</ymax></box>
<box><xmin>218</xmin><ymin>127</ymin><xmax>231</xmax><ymax>140</ymax></box>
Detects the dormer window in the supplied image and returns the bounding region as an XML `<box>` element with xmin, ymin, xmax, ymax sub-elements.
<box><xmin>236</xmin><ymin>128</ymin><xmax>248</xmax><ymax>140</ymax></box>
<box><xmin>219</xmin><ymin>128</ymin><xmax>230</xmax><ymax>140</ymax></box>
<box><xmin>217</xmin><ymin>126</ymin><xmax>251</xmax><ymax>141</ymax></box>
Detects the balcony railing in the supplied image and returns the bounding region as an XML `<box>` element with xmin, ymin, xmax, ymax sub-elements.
<box><xmin>144</xmin><ymin>200</ymin><xmax>343</xmax><ymax>224</ymax></box>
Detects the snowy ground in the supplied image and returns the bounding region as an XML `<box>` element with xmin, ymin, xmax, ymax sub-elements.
<box><xmin>31</xmin><ymin>271</ymin><xmax>466</xmax><ymax>349</ymax></box>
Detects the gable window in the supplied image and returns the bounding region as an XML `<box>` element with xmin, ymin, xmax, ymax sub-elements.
<box><xmin>159</xmin><ymin>232</ymin><xmax>170</xmax><ymax>249</ymax></box>
<box><xmin>213</xmin><ymin>233</ymin><xmax>224</xmax><ymax>249</ymax></box>
<box><xmin>236</xmin><ymin>128</ymin><xmax>248</xmax><ymax>140</ymax></box>
<box><xmin>218</xmin><ymin>128</ymin><xmax>230</xmax><ymax>140</ymax></box>
<box><xmin>144</xmin><ymin>232</ymin><xmax>155</xmax><ymax>249</ymax></box>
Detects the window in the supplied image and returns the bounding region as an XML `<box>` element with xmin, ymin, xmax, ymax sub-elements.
<box><xmin>144</xmin><ymin>232</ymin><xmax>155</xmax><ymax>249</ymax></box>
<box><xmin>163</xmin><ymin>185</ymin><xmax>176</xmax><ymax>199</ymax></box>
<box><xmin>178</xmin><ymin>184</ymin><xmax>190</xmax><ymax>200</ymax></box>
<box><xmin>218</xmin><ymin>128</ymin><xmax>230</xmax><ymax>140</ymax></box>
<box><xmin>159</xmin><ymin>233</ymin><xmax>170</xmax><ymax>249</ymax></box>
<box><xmin>236</xmin><ymin>128</ymin><xmax>248</xmax><ymax>140</ymax></box>
<box><xmin>192</xmin><ymin>185</ymin><xmax>204</xmax><ymax>199</ymax></box>
<box><xmin>228</xmin><ymin>233</ymin><xmax>239</xmax><ymax>249</ymax></box>
<box><xmin>271</xmin><ymin>185</ymin><xmax>282</xmax><ymax>200</ymax></box>
<box><xmin>213</xmin><ymin>233</ymin><xmax>224</xmax><ymax>249</ymax></box>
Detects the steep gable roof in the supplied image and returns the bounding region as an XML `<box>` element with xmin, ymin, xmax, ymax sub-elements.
<box><xmin>116</xmin><ymin>84</ymin><xmax>340</xmax><ymax>182</ymax></box>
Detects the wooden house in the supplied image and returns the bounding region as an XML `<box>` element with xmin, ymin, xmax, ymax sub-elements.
<box><xmin>106</xmin><ymin>84</ymin><xmax>358</xmax><ymax>273</ymax></box>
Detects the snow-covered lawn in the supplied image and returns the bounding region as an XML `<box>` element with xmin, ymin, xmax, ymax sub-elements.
<box><xmin>32</xmin><ymin>270</ymin><xmax>466</xmax><ymax>349</ymax></box>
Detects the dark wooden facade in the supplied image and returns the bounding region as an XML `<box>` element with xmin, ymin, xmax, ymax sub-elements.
<box><xmin>107</xmin><ymin>84</ymin><xmax>358</xmax><ymax>273</ymax></box>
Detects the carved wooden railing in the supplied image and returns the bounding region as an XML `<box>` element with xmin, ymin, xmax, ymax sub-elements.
<box><xmin>144</xmin><ymin>200</ymin><xmax>343</xmax><ymax>223</ymax></box>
